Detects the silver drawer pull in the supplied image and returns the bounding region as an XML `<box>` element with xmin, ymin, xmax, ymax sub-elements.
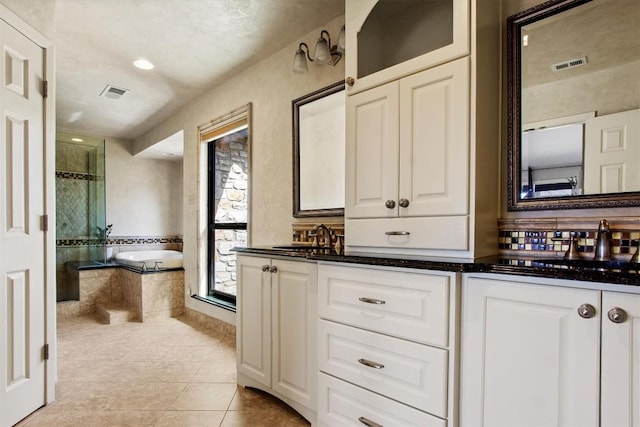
<box><xmin>385</xmin><ymin>231</ymin><xmax>410</xmax><ymax>236</ymax></box>
<box><xmin>358</xmin><ymin>358</ymin><xmax>385</xmax><ymax>369</ymax></box>
<box><xmin>359</xmin><ymin>416</ymin><xmax>383</xmax><ymax>427</ymax></box>
<box><xmin>358</xmin><ymin>297</ymin><xmax>385</xmax><ymax>305</ymax></box>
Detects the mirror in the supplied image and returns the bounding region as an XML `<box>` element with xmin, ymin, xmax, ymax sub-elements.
<box><xmin>292</xmin><ymin>81</ymin><xmax>346</xmax><ymax>217</ymax></box>
<box><xmin>507</xmin><ymin>0</ymin><xmax>640</xmax><ymax>210</ymax></box>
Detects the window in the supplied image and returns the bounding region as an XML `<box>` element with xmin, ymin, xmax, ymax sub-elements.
<box><xmin>199</xmin><ymin>104</ymin><xmax>251</xmax><ymax>307</ymax></box>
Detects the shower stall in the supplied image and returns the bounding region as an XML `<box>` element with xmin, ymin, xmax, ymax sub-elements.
<box><xmin>55</xmin><ymin>133</ymin><xmax>107</xmax><ymax>302</ymax></box>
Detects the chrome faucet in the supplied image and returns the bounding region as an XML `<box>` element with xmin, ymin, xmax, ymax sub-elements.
<box><xmin>593</xmin><ymin>219</ymin><xmax>612</xmax><ymax>261</ymax></box>
<box><xmin>313</xmin><ymin>224</ymin><xmax>332</xmax><ymax>249</ymax></box>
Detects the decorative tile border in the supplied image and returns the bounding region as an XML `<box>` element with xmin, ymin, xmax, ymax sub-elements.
<box><xmin>498</xmin><ymin>217</ymin><xmax>640</xmax><ymax>258</ymax></box>
<box><xmin>57</xmin><ymin>235</ymin><xmax>183</xmax><ymax>248</ymax></box>
<box><xmin>56</xmin><ymin>171</ymin><xmax>103</xmax><ymax>181</ymax></box>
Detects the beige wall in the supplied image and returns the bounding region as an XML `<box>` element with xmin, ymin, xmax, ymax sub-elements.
<box><xmin>134</xmin><ymin>16</ymin><xmax>345</xmax><ymax>321</ymax></box>
<box><xmin>0</xmin><ymin>0</ymin><xmax>56</xmax><ymax>39</ymax></box>
<box><xmin>106</xmin><ymin>138</ymin><xmax>183</xmax><ymax>236</ymax></box>
<box><xmin>500</xmin><ymin>0</ymin><xmax>640</xmax><ymax>220</ymax></box>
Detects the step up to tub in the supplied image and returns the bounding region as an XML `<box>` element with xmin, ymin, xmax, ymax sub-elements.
<box><xmin>95</xmin><ymin>301</ymin><xmax>137</xmax><ymax>325</ymax></box>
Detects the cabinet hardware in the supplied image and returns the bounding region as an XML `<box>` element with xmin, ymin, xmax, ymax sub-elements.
<box><xmin>577</xmin><ymin>303</ymin><xmax>596</xmax><ymax>319</ymax></box>
<box><xmin>358</xmin><ymin>297</ymin><xmax>386</xmax><ymax>305</ymax></box>
<box><xmin>607</xmin><ymin>307</ymin><xmax>627</xmax><ymax>323</ymax></box>
<box><xmin>261</xmin><ymin>265</ymin><xmax>270</xmax><ymax>272</ymax></box>
<box><xmin>346</xmin><ymin>77</ymin><xmax>355</xmax><ymax>86</ymax></box>
<box><xmin>384</xmin><ymin>231</ymin><xmax>410</xmax><ymax>236</ymax></box>
<box><xmin>385</xmin><ymin>199</ymin><xmax>396</xmax><ymax>209</ymax></box>
<box><xmin>358</xmin><ymin>358</ymin><xmax>385</xmax><ymax>369</ymax></box>
<box><xmin>358</xmin><ymin>416</ymin><xmax>383</xmax><ymax>427</ymax></box>
<box><xmin>269</xmin><ymin>266</ymin><xmax>278</xmax><ymax>274</ymax></box>
<box><xmin>398</xmin><ymin>198</ymin><xmax>410</xmax><ymax>208</ymax></box>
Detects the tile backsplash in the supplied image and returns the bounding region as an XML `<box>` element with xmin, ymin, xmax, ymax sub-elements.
<box><xmin>498</xmin><ymin>217</ymin><xmax>640</xmax><ymax>258</ymax></box>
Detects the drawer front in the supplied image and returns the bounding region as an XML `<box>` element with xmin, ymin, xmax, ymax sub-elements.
<box><xmin>318</xmin><ymin>373</ymin><xmax>446</xmax><ymax>427</ymax></box>
<box><xmin>346</xmin><ymin>216</ymin><xmax>468</xmax><ymax>250</ymax></box>
<box><xmin>319</xmin><ymin>320</ymin><xmax>448</xmax><ymax>417</ymax></box>
<box><xmin>318</xmin><ymin>264</ymin><xmax>450</xmax><ymax>346</ymax></box>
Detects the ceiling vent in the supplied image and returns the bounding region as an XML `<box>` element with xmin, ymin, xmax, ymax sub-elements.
<box><xmin>100</xmin><ymin>84</ymin><xmax>129</xmax><ymax>100</ymax></box>
<box><xmin>551</xmin><ymin>56</ymin><xmax>588</xmax><ymax>72</ymax></box>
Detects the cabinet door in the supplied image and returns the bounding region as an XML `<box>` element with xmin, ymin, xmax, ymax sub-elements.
<box><xmin>399</xmin><ymin>57</ymin><xmax>469</xmax><ymax>217</ymax></box>
<box><xmin>271</xmin><ymin>260</ymin><xmax>318</xmax><ymax>409</ymax></box>
<box><xmin>345</xmin><ymin>81</ymin><xmax>399</xmax><ymax>219</ymax></box>
<box><xmin>345</xmin><ymin>0</ymin><xmax>470</xmax><ymax>95</ymax></box>
<box><xmin>461</xmin><ymin>276</ymin><xmax>600</xmax><ymax>427</ymax></box>
<box><xmin>236</xmin><ymin>255</ymin><xmax>271</xmax><ymax>387</ymax></box>
<box><xmin>601</xmin><ymin>292</ymin><xmax>640</xmax><ymax>427</ymax></box>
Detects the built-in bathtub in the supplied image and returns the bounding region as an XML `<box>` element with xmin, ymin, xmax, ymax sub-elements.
<box><xmin>114</xmin><ymin>249</ymin><xmax>183</xmax><ymax>270</ymax></box>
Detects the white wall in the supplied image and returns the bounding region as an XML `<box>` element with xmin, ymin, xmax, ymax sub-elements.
<box><xmin>134</xmin><ymin>16</ymin><xmax>345</xmax><ymax>322</ymax></box>
<box><xmin>106</xmin><ymin>138</ymin><xmax>182</xmax><ymax>237</ymax></box>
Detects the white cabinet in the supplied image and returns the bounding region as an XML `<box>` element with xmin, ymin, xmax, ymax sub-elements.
<box><xmin>345</xmin><ymin>0</ymin><xmax>470</xmax><ymax>95</ymax></box>
<box><xmin>344</xmin><ymin>0</ymin><xmax>500</xmax><ymax>258</ymax></box>
<box><xmin>236</xmin><ymin>254</ymin><xmax>317</xmax><ymax>423</ymax></box>
<box><xmin>346</xmin><ymin>58</ymin><xmax>470</xmax><ymax>251</ymax></box>
<box><xmin>317</xmin><ymin>263</ymin><xmax>459</xmax><ymax>426</ymax></box>
<box><xmin>601</xmin><ymin>291</ymin><xmax>640</xmax><ymax>427</ymax></box>
<box><xmin>460</xmin><ymin>274</ymin><xmax>640</xmax><ymax>427</ymax></box>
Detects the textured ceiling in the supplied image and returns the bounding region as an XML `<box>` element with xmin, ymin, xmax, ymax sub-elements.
<box><xmin>55</xmin><ymin>0</ymin><xmax>344</xmax><ymax>140</ymax></box>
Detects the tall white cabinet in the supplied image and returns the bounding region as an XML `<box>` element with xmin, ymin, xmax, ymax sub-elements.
<box><xmin>461</xmin><ymin>274</ymin><xmax>640</xmax><ymax>427</ymax></box>
<box><xmin>236</xmin><ymin>255</ymin><xmax>318</xmax><ymax>424</ymax></box>
<box><xmin>344</xmin><ymin>0</ymin><xmax>500</xmax><ymax>258</ymax></box>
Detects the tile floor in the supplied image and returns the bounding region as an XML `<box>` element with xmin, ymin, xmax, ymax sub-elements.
<box><xmin>18</xmin><ymin>315</ymin><xmax>310</xmax><ymax>426</ymax></box>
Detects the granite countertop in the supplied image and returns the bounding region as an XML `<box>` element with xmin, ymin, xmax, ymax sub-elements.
<box><xmin>235</xmin><ymin>247</ymin><xmax>640</xmax><ymax>286</ymax></box>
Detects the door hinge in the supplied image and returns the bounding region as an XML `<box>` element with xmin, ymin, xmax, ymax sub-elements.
<box><xmin>43</xmin><ymin>80</ymin><xmax>48</xmax><ymax>98</ymax></box>
<box><xmin>43</xmin><ymin>344</ymin><xmax>49</xmax><ymax>360</ymax></box>
<box><xmin>41</xmin><ymin>214</ymin><xmax>48</xmax><ymax>232</ymax></box>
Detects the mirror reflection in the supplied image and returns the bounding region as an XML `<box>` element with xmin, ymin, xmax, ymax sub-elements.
<box><xmin>508</xmin><ymin>0</ymin><xmax>640</xmax><ymax>209</ymax></box>
<box><xmin>293</xmin><ymin>81</ymin><xmax>345</xmax><ymax>217</ymax></box>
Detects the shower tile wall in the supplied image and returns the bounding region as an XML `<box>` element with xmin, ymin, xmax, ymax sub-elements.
<box><xmin>56</xmin><ymin>141</ymin><xmax>105</xmax><ymax>302</ymax></box>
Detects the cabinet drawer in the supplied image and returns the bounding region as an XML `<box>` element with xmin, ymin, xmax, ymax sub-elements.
<box><xmin>318</xmin><ymin>373</ymin><xmax>446</xmax><ymax>427</ymax></box>
<box><xmin>346</xmin><ymin>216</ymin><xmax>468</xmax><ymax>251</ymax></box>
<box><xmin>319</xmin><ymin>320</ymin><xmax>448</xmax><ymax>417</ymax></box>
<box><xmin>318</xmin><ymin>264</ymin><xmax>450</xmax><ymax>346</ymax></box>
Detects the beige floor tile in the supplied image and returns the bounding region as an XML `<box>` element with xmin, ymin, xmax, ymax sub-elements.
<box><xmin>170</xmin><ymin>383</ymin><xmax>238</xmax><ymax>411</ymax></box>
<box><xmin>155</xmin><ymin>410</ymin><xmax>226</xmax><ymax>427</ymax></box>
<box><xmin>228</xmin><ymin>386</ymin><xmax>292</xmax><ymax>412</ymax></box>
<box><xmin>109</xmin><ymin>382</ymin><xmax>187</xmax><ymax>410</ymax></box>
<box><xmin>220</xmin><ymin>409</ymin><xmax>305</xmax><ymax>427</ymax></box>
<box><xmin>192</xmin><ymin>357</ymin><xmax>237</xmax><ymax>383</ymax></box>
<box><xmin>52</xmin><ymin>380</ymin><xmax>130</xmax><ymax>409</ymax></box>
<box><xmin>122</xmin><ymin>344</ymin><xmax>214</xmax><ymax>362</ymax></box>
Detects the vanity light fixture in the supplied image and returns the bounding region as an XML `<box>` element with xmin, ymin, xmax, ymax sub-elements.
<box><xmin>293</xmin><ymin>26</ymin><xmax>345</xmax><ymax>73</ymax></box>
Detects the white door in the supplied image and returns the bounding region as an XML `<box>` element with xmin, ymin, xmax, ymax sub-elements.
<box><xmin>583</xmin><ymin>109</ymin><xmax>640</xmax><ymax>194</ymax></box>
<box><xmin>345</xmin><ymin>81</ymin><xmax>399</xmax><ymax>219</ymax></box>
<box><xmin>0</xmin><ymin>17</ymin><xmax>47</xmax><ymax>427</ymax></box>
<box><xmin>271</xmin><ymin>260</ymin><xmax>317</xmax><ymax>409</ymax></box>
<box><xmin>399</xmin><ymin>57</ymin><xmax>469</xmax><ymax>217</ymax></box>
<box><xmin>601</xmin><ymin>292</ymin><xmax>640</xmax><ymax>427</ymax></box>
<box><xmin>236</xmin><ymin>255</ymin><xmax>271</xmax><ymax>387</ymax></box>
<box><xmin>461</xmin><ymin>276</ymin><xmax>600</xmax><ymax>427</ymax></box>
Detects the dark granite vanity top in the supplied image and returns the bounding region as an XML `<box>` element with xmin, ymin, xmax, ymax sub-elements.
<box><xmin>235</xmin><ymin>247</ymin><xmax>640</xmax><ymax>286</ymax></box>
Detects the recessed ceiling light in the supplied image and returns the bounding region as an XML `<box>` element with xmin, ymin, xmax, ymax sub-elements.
<box><xmin>133</xmin><ymin>58</ymin><xmax>154</xmax><ymax>70</ymax></box>
<box><xmin>71</xmin><ymin>137</ymin><xmax>84</xmax><ymax>142</ymax></box>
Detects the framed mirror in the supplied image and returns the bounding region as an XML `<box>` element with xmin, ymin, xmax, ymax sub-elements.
<box><xmin>292</xmin><ymin>81</ymin><xmax>346</xmax><ymax>217</ymax></box>
<box><xmin>507</xmin><ymin>0</ymin><xmax>640</xmax><ymax>210</ymax></box>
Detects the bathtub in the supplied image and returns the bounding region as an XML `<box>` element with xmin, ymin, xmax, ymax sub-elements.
<box><xmin>114</xmin><ymin>250</ymin><xmax>183</xmax><ymax>270</ymax></box>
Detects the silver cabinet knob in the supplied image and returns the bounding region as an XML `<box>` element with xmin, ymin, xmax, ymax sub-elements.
<box><xmin>398</xmin><ymin>198</ymin><xmax>410</xmax><ymax>208</ymax></box>
<box><xmin>608</xmin><ymin>307</ymin><xmax>627</xmax><ymax>323</ymax></box>
<box><xmin>578</xmin><ymin>303</ymin><xmax>596</xmax><ymax>319</ymax></box>
<box><xmin>359</xmin><ymin>417</ymin><xmax>383</xmax><ymax>427</ymax></box>
<box><xmin>346</xmin><ymin>77</ymin><xmax>355</xmax><ymax>86</ymax></box>
<box><xmin>385</xmin><ymin>199</ymin><xmax>396</xmax><ymax>209</ymax></box>
<box><xmin>269</xmin><ymin>266</ymin><xmax>278</xmax><ymax>274</ymax></box>
<box><xmin>261</xmin><ymin>265</ymin><xmax>270</xmax><ymax>272</ymax></box>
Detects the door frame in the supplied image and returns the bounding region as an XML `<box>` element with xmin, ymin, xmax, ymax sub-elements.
<box><xmin>0</xmin><ymin>3</ymin><xmax>56</xmax><ymax>404</ymax></box>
